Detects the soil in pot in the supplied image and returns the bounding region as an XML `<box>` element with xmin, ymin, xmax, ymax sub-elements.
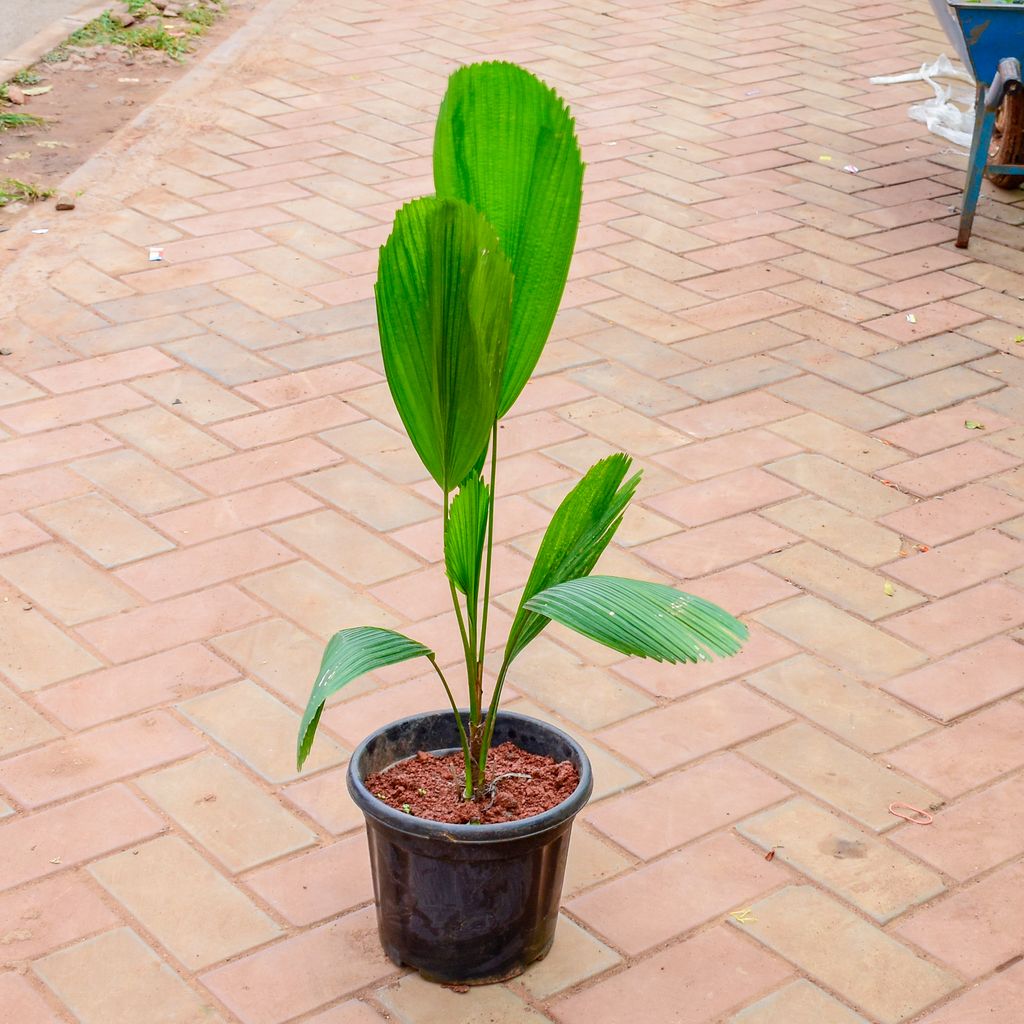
<box><xmin>364</xmin><ymin>741</ymin><xmax>579</xmax><ymax>825</ymax></box>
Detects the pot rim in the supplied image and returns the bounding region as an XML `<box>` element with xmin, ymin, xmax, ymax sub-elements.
<box><xmin>347</xmin><ymin>708</ymin><xmax>593</xmax><ymax>843</ymax></box>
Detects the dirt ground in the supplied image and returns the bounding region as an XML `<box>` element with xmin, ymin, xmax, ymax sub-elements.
<box><xmin>0</xmin><ymin>2</ymin><xmax>247</xmax><ymax>217</ymax></box>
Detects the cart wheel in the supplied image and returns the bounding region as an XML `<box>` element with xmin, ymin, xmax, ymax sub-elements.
<box><xmin>988</xmin><ymin>90</ymin><xmax>1024</xmax><ymax>190</ymax></box>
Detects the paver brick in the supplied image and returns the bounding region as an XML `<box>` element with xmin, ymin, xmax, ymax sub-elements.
<box><xmin>737</xmin><ymin>886</ymin><xmax>958</xmax><ymax>1024</ymax></box>
<box><xmin>745</xmin><ymin>654</ymin><xmax>932</xmax><ymax>752</ymax></box>
<box><xmin>381</xmin><ymin>974</ymin><xmax>548</xmax><ymax>1024</ymax></box>
<box><xmin>743</xmin><ymin>722</ymin><xmax>940</xmax><ymax>832</ymax></box>
<box><xmin>552</xmin><ymin>926</ymin><xmax>791</xmax><ymax>1024</ymax></box>
<box><xmin>587</xmin><ymin>752</ymin><xmax>791</xmax><ymax>860</ymax></box>
<box><xmin>0</xmin><ymin>786</ymin><xmax>165</xmax><ymax>892</ymax></box>
<box><xmin>729</xmin><ymin>980</ymin><xmax>868</xmax><ymax>1024</ymax></box>
<box><xmin>896</xmin><ymin>859</ymin><xmax>1024</xmax><ymax>978</ymax></box>
<box><xmin>567</xmin><ymin>831</ymin><xmax>790</xmax><ymax>955</ymax></box>
<box><xmin>35</xmin><ymin>928</ymin><xmax>226</xmax><ymax>1024</ymax></box>
<box><xmin>882</xmin><ymin>442</ymin><xmax>1019</xmax><ymax>497</ymax></box>
<box><xmin>138</xmin><ymin>752</ymin><xmax>315</xmax><ymax>872</ymax></box>
<box><xmin>0</xmin><ymin>973</ymin><xmax>63</xmax><ymax>1024</ymax></box>
<box><xmin>738</xmin><ymin>798</ymin><xmax>944</xmax><ymax>922</ymax></box>
<box><xmin>201</xmin><ymin>908</ymin><xmax>395</xmax><ymax>1024</ymax></box>
<box><xmin>597</xmin><ymin>683</ymin><xmax>790</xmax><ymax>775</ymax></box>
<box><xmin>244</xmin><ymin>834</ymin><xmax>372</xmax><ymax>926</ymax></box>
<box><xmin>91</xmin><ymin>835</ymin><xmax>280</xmax><ymax>968</ymax></box>
<box><xmin>0</xmin><ymin>711</ymin><xmax>204</xmax><ymax>809</ymax></box>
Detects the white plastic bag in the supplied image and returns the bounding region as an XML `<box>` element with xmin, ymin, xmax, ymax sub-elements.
<box><xmin>871</xmin><ymin>55</ymin><xmax>976</xmax><ymax>149</ymax></box>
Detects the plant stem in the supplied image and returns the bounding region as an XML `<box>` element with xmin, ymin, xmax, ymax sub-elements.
<box><xmin>476</xmin><ymin>423</ymin><xmax>499</xmax><ymax>667</ymax></box>
<box><xmin>478</xmin><ymin>659</ymin><xmax>511</xmax><ymax>786</ymax></box>
<box><xmin>428</xmin><ymin>657</ymin><xmax>473</xmax><ymax>800</ymax></box>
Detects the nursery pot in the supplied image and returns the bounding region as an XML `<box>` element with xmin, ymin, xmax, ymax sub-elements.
<box><xmin>347</xmin><ymin>709</ymin><xmax>593</xmax><ymax>985</ymax></box>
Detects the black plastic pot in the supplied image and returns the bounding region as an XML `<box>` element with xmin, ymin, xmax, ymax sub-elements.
<box><xmin>347</xmin><ymin>709</ymin><xmax>593</xmax><ymax>985</ymax></box>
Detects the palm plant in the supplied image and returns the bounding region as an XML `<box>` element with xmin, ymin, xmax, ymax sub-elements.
<box><xmin>297</xmin><ymin>62</ymin><xmax>748</xmax><ymax>800</ymax></box>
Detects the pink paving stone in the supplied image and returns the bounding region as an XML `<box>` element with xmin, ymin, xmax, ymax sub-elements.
<box><xmin>551</xmin><ymin>925</ymin><xmax>792</xmax><ymax>1024</ymax></box>
<box><xmin>149</xmin><ymin>482</ymin><xmax>322</xmax><ymax>545</ymax></box>
<box><xmin>182</xmin><ymin>437</ymin><xmax>342</xmax><ymax>495</ymax></box>
<box><xmin>661</xmin><ymin>391</ymin><xmax>797</xmax><ymax>438</ymax></box>
<box><xmin>614</xmin><ymin>626</ymin><xmax>798</xmax><ymax>699</ymax></box>
<box><xmin>878</xmin><ymin>484</ymin><xmax>1024</xmax><ymax>545</ymax></box>
<box><xmin>890</xmin><ymin>772</ymin><xmax>1024</xmax><ymax>881</ymax></box>
<box><xmin>0</xmin><ymin>466</ymin><xmax>89</xmax><ymax>514</ymax></box>
<box><xmin>0</xmin><ymin>710</ymin><xmax>205</xmax><ymax>808</ymax></box>
<box><xmin>159</xmin><ymin>229</ymin><xmax>277</xmax><ymax>263</ymax></box>
<box><xmin>896</xmin><ymin>859</ymin><xmax>1024</xmax><ymax>978</ymax></box>
<box><xmin>243</xmin><ymin>834</ymin><xmax>373</xmax><ymax>926</ymax></box>
<box><xmin>882</xmin><ymin>529</ymin><xmax>1024</xmax><ymax>597</ymax></box>
<box><xmin>645</xmin><ymin>466</ymin><xmax>800</xmax><ymax>526</ymax></box>
<box><xmin>916</xmin><ymin>960</ymin><xmax>1024</xmax><ymax>1023</ymax></box>
<box><xmin>113</xmin><ymin>529</ymin><xmax>296</xmax><ymax>600</ymax></box>
<box><xmin>567</xmin><ymin>831</ymin><xmax>791</xmax><ymax>955</ymax></box>
<box><xmin>0</xmin><ymin>974</ymin><xmax>62</xmax><ymax>1024</ymax></box>
<box><xmin>876</xmin><ymin>403</ymin><xmax>1015</xmax><ymax>455</ymax></box>
<box><xmin>883</xmin><ymin>583</ymin><xmax>1024</xmax><ymax>659</ymax></box>
<box><xmin>597</xmin><ymin>683</ymin><xmax>792</xmax><ymax>775</ymax></box>
<box><xmin>886</xmin><ymin>701</ymin><xmax>1024</xmax><ymax>798</ymax></box>
<box><xmin>637</xmin><ymin>513</ymin><xmax>799</xmax><ymax>578</ymax></box>
<box><xmin>0</xmin><ymin>385</ymin><xmax>149</xmax><ymax>432</ymax></box>
<box><xmin>683</xmin><ymin>562</ymin><xmax>801</xmax><ymax>615</ymax></box>
<box><xmin>0</xmin><ymin>874</ymin><xmax>118</xmax><ymax>960</ymax></box>
<box><xmin>880</xmin><ymin>442</ymin><xmax>1019</xmax><ymax>497</ymax></box>
<box><xmin>237</xmin><ymin>363</ymin><xmax>382</xmax><ymax>407</ymax></box>
<box><xmin>0</xmin><ymin>786</ymin><xmax>165</xmax><ymax>891</ymax></box>
<box><xmin>76</xmin><ymin>584</ymin><xmax>266</xmax><ymax>662</ymax></box>
<box><xmin>586</xmin><ymin>752</ymin><xmax>791</xmax><ymax>860</ymax></box>
<box><xmin>881</xmin><ymin>636</ymin><xmax>1024</xmax><ymax>721</ymax></box>
<box><xmin>0</xmin><ymin>512</ymin><xmax>50</xmax><ymax>554</ymax></box>
<box><xmin>200</xmin><ymin>907</ymin><xmax>396</xmax><ymax>1024</ymax></box>
<box><xmin>0</xmin><ymin>425</ymin><xmax>119</xmax><ymax>475</ymax></box>
<box><xmin>651</xmin><ymin>427</ymin><xmax>802</xmax><ymax>480</ymax></box>
<box><xmin>210</xmin><ymin>397</ymin><xmax>363</xmax><ymax>448</ymax></box>
<box><xmin>27</xmin><ymin>347</ymin><xmax>177</xmax><ymax>392</ymax></box>
<box><xmin>866</xmin><ymin>301</ymin><xmax>984</xmax><ymax>343</ymax></box>
<box><xmin>33</xmin><ymin>644</ymin><xmax>239</xmax><ymax>730</ymax></box>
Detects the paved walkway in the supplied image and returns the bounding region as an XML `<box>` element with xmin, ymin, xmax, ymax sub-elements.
<box><xmin>1</xmin><ymin>0</ymin><xmax>1023</xmax><ymax>1021</ymax></box>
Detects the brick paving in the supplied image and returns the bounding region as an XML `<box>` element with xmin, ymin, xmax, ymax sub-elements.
<box><xmin>1</xmin><ymin>0</ymin><xmax>1023</xmax><ymax>1019</ymax></box>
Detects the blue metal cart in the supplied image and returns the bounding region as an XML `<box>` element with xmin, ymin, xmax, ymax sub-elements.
<box><xmin>946</xmin><ymin>1</ymin><xmax>1024</xmax><ymax>247</ymax></box>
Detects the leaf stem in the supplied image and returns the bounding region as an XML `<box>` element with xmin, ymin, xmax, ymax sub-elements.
<box><xmin>428</xmin><ymin>657</ymin><xmax>473</xmax><ymax>800</ymax></box>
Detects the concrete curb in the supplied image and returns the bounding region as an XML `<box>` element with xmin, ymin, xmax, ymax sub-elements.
<box><xmin>0</xmin><ymin>2</ymin><xmax>108</xmax><ymax>80</ymax></box>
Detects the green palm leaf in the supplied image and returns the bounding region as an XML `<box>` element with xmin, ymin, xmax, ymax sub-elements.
<box><xmin>376</xmin><ymin>196</ymin><xmax>512</xmax><ymax>492</ymax></box>
<box><xmin>504</xmin><ymin>454</ymin><xmax>640</xmax><ymax>663</ymax></box>
<box><xmin>297</xmin><ymin>627</ymin><xmax>434</xmax><ymax>769</ymax></box>
<box><xmin>524</xmin><ymin>576</ymin><xmax>749</xmax><ymax>663</ymax></box>
<box><xmin>445</xmin><ymin>473</ymin><xmax>490</xmax><ymax>610</ymax></box>
<box><xmin>434</xmin><ymin>61</ymin><xmax>584</xmax><ymax>417</ymax></box>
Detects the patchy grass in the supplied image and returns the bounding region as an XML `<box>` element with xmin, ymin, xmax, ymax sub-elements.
<box><xmin>0</xmin><ymin>178</ymin><xmax>56</xmax><ymax>207</ymax></box>
<box><xmin>68</xmin><ymin>12</ymin><xmax>192</xmax><ymax>58</ymax></box>
<box><xmin>0</xmin><ymin>111</ymin><xmax>45</xmax><ymax>131</ymax></box>
<box><xmin>12</xmin><ymin>69</ymin><xmax>43</xmax><ymax>86</ymax></box>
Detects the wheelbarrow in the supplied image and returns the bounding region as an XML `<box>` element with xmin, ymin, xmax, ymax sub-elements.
<box><xmin>940</xmin><ymin>1</ymin><xmax>1024</xmax><ymax>247</ymax></box>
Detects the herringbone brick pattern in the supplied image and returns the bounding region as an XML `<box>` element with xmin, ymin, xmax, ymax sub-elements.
<box><xmin>1</xmin><ymin>0</ymin><xmax>1023</xmax><ymax>1020</ymax></box>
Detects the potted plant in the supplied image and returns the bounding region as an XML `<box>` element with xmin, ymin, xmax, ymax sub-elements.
<box><xmin>296</xmin><ymin>61</ymin><xmax>749</xmax><ymax>985</ymax></box>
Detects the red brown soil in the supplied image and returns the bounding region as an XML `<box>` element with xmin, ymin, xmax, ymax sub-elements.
<box><xmin>365</xmin><ymin>742</ymin><xmax>580</xmax><ymax>825</ymax></box>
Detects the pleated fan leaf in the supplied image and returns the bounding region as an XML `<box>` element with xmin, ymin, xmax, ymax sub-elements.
<box><xmin>376</xmin><ymin>196</ymin><xmax>512</xmax><ymax>492</ymax></box>
<box><xmin>297</xmin><ymin>627</ymin><xmax>434</xmax><ymax>769</ymax></box>
<box><xmin>504</xmin><ymin>454</ymin><xmax>640</xmax><ymax>663</ymax></box>
<box><xmin>445</xmin><ymin>473</ymin><xmax>490</xmax><ymax>609</ymax></box>
<box><xmin>434</xmin><ymin>61</ymin><xmax>584</xmax><ymax>417</ymax></box>
<box><xmin>524</xmin><ymin>576</ymin><xmax>749</xmax><ymax>663</ymax></box>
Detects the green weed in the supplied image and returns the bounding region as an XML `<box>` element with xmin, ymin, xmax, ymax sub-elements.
<box><xmin>0</xmin><ymin>178</ymin><xmax>56</xmax><ymax>206</ymax></box>
<box><xmin>68</xmin><ymin>12</ymin><xmax>191</xmax><ymax>59</ymax></box>
<box><xmin>12</xmin><ymin>69</ymin><xmax>43</xmax><ymax>86</ymax></box>
<box><xmin>0</xmin><ymin>111</ymin><xmax>45</xmax><ymax>131</ymax></box>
